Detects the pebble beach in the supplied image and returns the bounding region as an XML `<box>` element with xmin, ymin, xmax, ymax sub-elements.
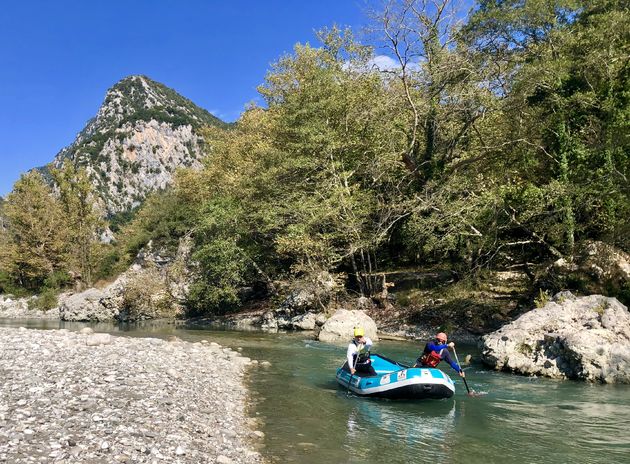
<box><xmin>0</xmin><ymin>328</ymin><xmax>264</xmax><ymax>463</ymax></box>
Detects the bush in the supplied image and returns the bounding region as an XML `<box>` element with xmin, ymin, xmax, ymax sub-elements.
<box><xmin>618</xmin><ymin>282</ymin><xmax>630</xmax><ymax>307</ymax></box>
<box><xmin>0</xmin><ymin>271</ymin><xmax>29</xmax><ymax>297</ymax></box>
<box><xmin>93</xmin><ymin>247</ymin><xmax>128</xmax><ymax>282</ymax></box>
<box><xmin>28</xmin><ymin>287</ymin><xmax>59</xmax><ymax>311</ymax></box>
<box><xmin>44</xmin><ymin>271</ymin><xmax>72</xmax><ymax>289</ymax></box>
<box><xmin>534</xmin><ymin>289</ymin><xmax>551</xmax><ymax>308</ymax></box>
<box><xmin>121</xmin><ymin>268</ymin><xmax>177</xmax><ymax>320</ymax></box>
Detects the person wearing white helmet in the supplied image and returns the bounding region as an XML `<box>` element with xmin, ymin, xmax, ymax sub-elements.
<box><xmin>346</xmin><ymin>327</ymin><xmax>376</xmax><ymax>376</ymax></box>
<box><xmin>414</xmin><ymin>332</ymin><xmax>465</xmax><ymax>377</ymax></box>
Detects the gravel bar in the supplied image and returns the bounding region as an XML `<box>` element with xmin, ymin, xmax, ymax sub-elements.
<box><xmin>0</xmin><ymin>328</ymin><xmax>265</xmax><ymax>463</ymax></box>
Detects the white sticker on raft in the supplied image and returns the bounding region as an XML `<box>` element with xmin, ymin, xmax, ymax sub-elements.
<box><xmin>380</xmin><ymin>374</ymin><xmax>391</xmax><ymax>385</ymax></box>
<box><xmin>421</xmin><ymin>369</ymin><xmax>430</xmax><ymax>377</ymax></box>
<box><xmin>397</xmin><ymin>370</ymin><xmax>407</xmax><ymax>381</ymax></box>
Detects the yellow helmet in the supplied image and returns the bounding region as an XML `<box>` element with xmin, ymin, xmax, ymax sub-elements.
<box><xmin>353</xmin><ymin>327</ymin><xmax>365</xmax><ymax>337</ymax></box>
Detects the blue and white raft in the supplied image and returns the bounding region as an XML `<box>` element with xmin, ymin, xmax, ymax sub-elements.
<box><xmin>336</xmin><ymin>353</ymin><xmax>455</xmax><ymax>399</ymax></box>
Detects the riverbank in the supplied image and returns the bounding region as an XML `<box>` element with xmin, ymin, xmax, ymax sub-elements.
<box><xmin>0</xmin><ymin>295</ymin><xmax>58</xmax><ymax>320</ymax></box>
<box><xmin>0</xmin><ymin>327</ymin><xmax>264</xmax><ymax>463</ymax></box>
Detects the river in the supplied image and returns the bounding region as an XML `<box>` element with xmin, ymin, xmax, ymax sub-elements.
<box><xmin>1</xmin><ymin>319</ymin><xmax>628</xmax><ymax>464</ymax></box>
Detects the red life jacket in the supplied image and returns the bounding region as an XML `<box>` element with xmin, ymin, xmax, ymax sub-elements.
<box><xmin>420</xmin><ymin>350</ymin><xmax>442</xmax><ymax>368</ymax></box>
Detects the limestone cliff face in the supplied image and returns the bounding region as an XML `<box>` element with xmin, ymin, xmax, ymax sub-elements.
<box><xmin>49</xmin><ymin>75</ymin><xmax>227</xmax><ymax>215</ymax></box>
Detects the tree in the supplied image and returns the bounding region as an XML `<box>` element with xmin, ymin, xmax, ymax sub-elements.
<box><xmin>0</xmin><ymin>172</ymin><xmax>68</xmax><ymax>290</ymax></box>
<box><xmin>256</xmin><ymin>27</ymin><xmax>414</xmax><ymax>294</ymax></box>
<box><xmin>373</xmin><ymin>0</ymin><xmax>489</xmax><ymax>184</ymax></box>
<box><xmin>396</xmin><ymin>0</ymin><xmax>629</xmax><ymax>273</ymax></box>
<box><xmin>463</xmin><ymin>0</ymin><xmax>630</xmax><ymax>261</ymax></box>
<box><xmin>51</xmin><ymin>162</ymin><xmax>103</xmax><ymax>287</ymax></box>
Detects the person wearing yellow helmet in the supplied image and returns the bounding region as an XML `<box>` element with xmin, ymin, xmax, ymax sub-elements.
<box><xmin>414</xmin><ymin>332</ymin><xmax>465</xmax><ymax>377</ymax></box>
<box><xmin>346</xmin><ymin>327</ymin><xmax>376</xmax><ymax>376</ymax></box>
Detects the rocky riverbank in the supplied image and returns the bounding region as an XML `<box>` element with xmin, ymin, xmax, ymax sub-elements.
<box><xmin>0</xmin><ymin>295</ymin><xmax>58</xmax><ymax>320</ymax></box>
<box><xmin>0</xmin><ymin>328</ymin><xmax>265</xmax><ymax>463</ymax></box>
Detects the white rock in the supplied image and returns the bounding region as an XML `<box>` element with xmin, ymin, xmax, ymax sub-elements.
<box><xmin>86</xmin><ymin>333</ymin><xmax>112</xmax><ymax>346</ymax></box>
<box><xmin>318</xmin><ymin>309</ymin><xmax>379</xmax><ymax>342</ymax></box>
<box><xmin>481</xmin><ymin>293</ymin><xmax>630</xmax><ymax>383</ymax></box>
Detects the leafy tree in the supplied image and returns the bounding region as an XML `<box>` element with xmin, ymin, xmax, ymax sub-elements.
<box><xmin>400</xmin><ymin>0</ymin><xmax>629</xmax><ymax>273</ymax></box>
<box><xmin>256</xmin><ymin>27</ymin><xmax>414</xmax><ymax>294</ymax></box>
<box><xmin>51</xmin><ymin>161</ymin><xmax>103</xmax><ymax>287</ymax></box>
<box><xmin>0</xmin><ymin>172</ymin><xmax>68</xmax><ymax>290</ymax></box>
<box><xmin>466</xmin><ymin>0</ymin><xmax>629</xmax><ymax>260</ymax></box>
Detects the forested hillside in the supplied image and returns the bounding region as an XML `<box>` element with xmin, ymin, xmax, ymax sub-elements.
<box><xmin>1</xmin><ymin>0</ymin><xmax>628</xmax><ymax>320</ymax></box>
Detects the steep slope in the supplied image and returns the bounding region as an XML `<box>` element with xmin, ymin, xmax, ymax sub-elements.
<box><xmin>49</xmin><ymin>75</ymin><xmax>227</xmax><ymax>215</ymax></box>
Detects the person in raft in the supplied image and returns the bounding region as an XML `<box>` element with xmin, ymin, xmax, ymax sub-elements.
<box><xmin>414</xmin><ymin>332</ymin><xmax>466</xmax><ymax>377</ymax></box>
<box><xmin>346</xmin><ymin>327</ymin><xmax>377</xmax><ymax>376</ymax></box>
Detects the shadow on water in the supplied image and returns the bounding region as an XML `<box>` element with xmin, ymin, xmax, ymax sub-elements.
<box><xmin>2</xmin><ymin>319</ymin><xmax>629</xmax><ymax>464</ymax></box>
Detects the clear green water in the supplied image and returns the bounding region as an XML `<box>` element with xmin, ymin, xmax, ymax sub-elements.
<box><xmin>2</xmin><ymin>319</ymin><xmax>629</xmax><ymax>464</ymax></box>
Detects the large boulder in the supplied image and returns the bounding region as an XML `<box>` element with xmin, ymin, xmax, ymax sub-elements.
<box><xmin>290</xmin><ymin>312</ymin><xmax>317</xmax><ymax>331</ymax></box>
<box><xmin>481</xmin><ymin>292</ymin><xmax>630</xmax><ymax>383</ymax></box>
<box><xmin>318</xmin><ymin>309</ymin><xmax>378</xmax><ymax>343</ymax></box>
<box><xmin>59</xmin><ymin>288</ymin><xmax>118</xmax><ymax>322</ymax></box>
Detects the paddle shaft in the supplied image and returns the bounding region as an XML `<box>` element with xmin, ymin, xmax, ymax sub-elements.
<box><xmin>452</xmin><ymin>346</ymin><xmax>471</xmax><ymax>394</ymax></box>
<box><xmin>346</xmin><ymin>344</ymin><xmax>361</xmax><ymax>395</ymax></box>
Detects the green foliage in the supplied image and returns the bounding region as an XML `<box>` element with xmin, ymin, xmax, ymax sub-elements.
<box><xmin>180</xmin><ymin>6</ymin><xmax>629</xmax><ymax>313</ymax></box>
<box><xmin>121</xmin><ymin>268</ymin><xmax>177</xmax><ymax>319</ymax></box>
<box><xmin>593</xmin><ymin>301</ymin><xmax>609</xmax><ymax>316</ymax></box>
<box><xmin>535</xmin><ymin>289</ymin><xmax>551</xmax><ymax>308</ymax></box>
<box><xmin>0</xmin><ymin>172</ymin><xmax>68</xmax><ymax>291</ymax></box>
<box><xmin>108</xmin><ymin>208</ymin><xmax>138</xmax><ymax>233</ymax></box>
<box><xmin>0</xmin><ymin>271</ymin><xmax>29</xmax><ymax>297</ymax></box>
<box><xmin>618</xmin><ymin>282</ymin><xmax>630</xmax><ymax>307</ymax></box>
<box><xmin>28</xmin><ymin>287</ymin><xmax>59</xmax><ymax>311</ymax></box>
<box><xmin>517</xmin><ymin>342</ymin><xmax>534</xmax><ymax>355</ymax></box>
<box><xmin>43</xmin><ymin>270</ymin><xmax>72</xmax><ymax>290</ymax></box>
<box><xmin>186</xmin><ymin>197</ymin><xmax>251</xmax><ymax>313</ymax></box>
<box><xmin>187</xmin><ymin>238</ymin><xmax>249</xmax><ymax>315</ymax></box>
<box><xmin>51</xmin><ymin>162</ymin><xmax>103</xmax><ymax>287</ymax></box>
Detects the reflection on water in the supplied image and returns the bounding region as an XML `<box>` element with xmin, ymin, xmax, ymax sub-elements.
<box><xmin>344</xmin><ymin>398</ymin><xmax>457</xmax><ymax>462</ymax></box>
<box><xmin>2</xmin><ymin>319</ymin><xmax>629</xmax><ymax>464</ymax></box>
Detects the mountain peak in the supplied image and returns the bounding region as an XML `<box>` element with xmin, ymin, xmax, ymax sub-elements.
<box><xmin>50</xmin><ymin>76</ymin><xmax>227</xmax><ymax>216</ymax></box>
<box><xmin>91</xmin><ymin>75</ymin><xmax>224</xmax><ymax>134</ymax></box>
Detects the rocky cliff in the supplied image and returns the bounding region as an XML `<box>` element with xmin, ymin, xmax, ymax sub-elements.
<box><xmin>46</xmin><ymin>75</ymin><xmax>227</xmax><ymax>216</ymax></box>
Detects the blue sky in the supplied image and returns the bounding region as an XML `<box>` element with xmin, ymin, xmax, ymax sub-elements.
<box><xmin>0</xmin><ymin>1</ymin><xmax>369</xmax><ymax>196</ymax></box>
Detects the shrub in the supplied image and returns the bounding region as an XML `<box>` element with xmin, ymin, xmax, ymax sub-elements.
<box><xmin>121</xmin><ymin>268</ymin><xmax>177</xmax><ymax>320</ymax></box>
<box><xmin>44</xmin><ymin>271</ymin><xmax>72</xmax><ymax>289</ymax></box>
<box><xmin>28</xmin><ymin>287</ymin><xmax>59</xmax><ymax>311</ymax></box>
<box><xmin>534</xmin><ymin>289</ymin><xmax>550</xmax><ymax>308</ymax></box>
<box><xmin>517</xmin><ymin>342</ymin><xmax>533</xmax><ymax>355</ymax></box>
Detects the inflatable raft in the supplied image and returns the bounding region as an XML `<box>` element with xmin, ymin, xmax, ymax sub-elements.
<box><xmin>336</xmin><ymin>353</ymin><xmax>455</xmax><ymax>399</ymax></box>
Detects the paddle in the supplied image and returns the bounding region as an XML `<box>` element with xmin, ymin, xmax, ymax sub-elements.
<box><xmin>452</xmin><ymin>346</ymin><xmax>473</xmax><ymax>395</ymax></box>
<box><xmin>346</xmin><ymin>351</ymin><xmax>359</xmax><ymax>396</ymax></box>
